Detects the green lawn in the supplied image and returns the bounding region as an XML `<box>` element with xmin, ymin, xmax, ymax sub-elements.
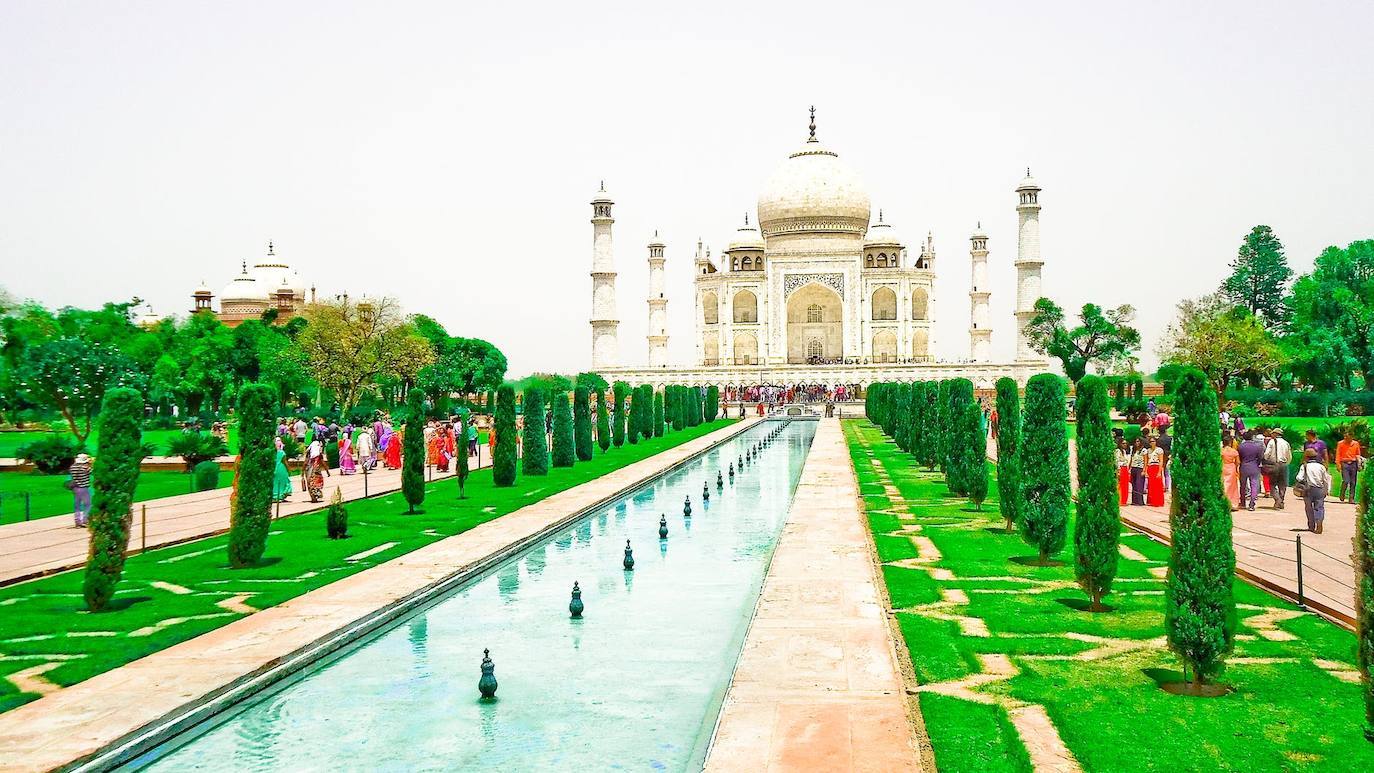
<box><xmin>0</xmin><ymin>470</ymin><xmax>232</xmax><ymax>525</ymax></box>
<box><xmin>845</xmin><ymin>419</ymin><xmax>1372</xmax><ymax>773</ymax></box>
<box><xmin>0</xmin><ymin>427</ymin><xmax>242</xmax><ymax>458</ymax></box>
<box><xmin>0</xmin><ymin>419</ymin><xmax>734</xmax><ymax>714</ymax></box>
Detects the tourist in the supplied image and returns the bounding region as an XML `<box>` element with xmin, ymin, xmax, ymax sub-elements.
<box><xmin>1115</xmin><ymin>438</ymin><xmax>1131</xmax><ymax>506</ymax></box>
<box><xmin>1146</xmin><ymin>397</ymin><xmax>1157</xmax><ymax>417</ymax></box>
<box><xmin>303</xmin><ymin>438</ymin><xmax>328</xmax><ymax>503</ymax></box>
<box><xmin>69</xmin><ymin>453</ymin><xmax>93</xmax><ymax>528</ymax></box>
<box><xmin>1336</xmin><ymin>429</ymin><xmax>1362</xmax><ymax>502</ymax></box>
<box><xmin>1129</xmin><ymin>438</ymin><xmax>1147</xmax><ymax>506</ymax></box>
<box><xmin>272</xmin><ymin>437</ymin><xmax>292</xmax><ymax>502</ymax></box>
<box><xmin>466</xmin><ymin>419</ymin><xmax>478</xmax><ymax>458</ymax></box>
<box><xmin>1238</xmin><ymin>430</ymin><xmax>1265</xmax><ymax>512</ymax></box>
<box><xmin>990</xmin><ymin>407</ymin><xmax>1000</xmax><ymax>439</ymax></box>
<box><xmin>1155</xmin><ymin>425</ymin><xmax>1172</xmax><ymax>491</ymax></box>
<box><xmin>1220</xmin><ymin>432</ymin><xmax>1240</xmax><ymax>511</ymax></box>
<box><xmin>356</xmin><ymin>425</ymin><xmax>375</xmax><ymax>471</ymax></box>
<box><xmin>339</xmin><ymin>432</ymin><xmax>356</xmax><ymax>475</ymax></box>
<box><xmin>1303</xmin><ymin>429</ymin><xmax>1328</xmax><ymax>465</ymax></box>
<box><xmin>1263</xmin><ymin>428</ymin><xmax>1292</xmax><ymax>509</ymax></box>
<box><xmin>1145</xmin><ymin>436</ymin><xmax>1165</xmax><ymax>507</ymax></box>
<box><xmin>1296</xmin><ymin>449</ymin><xmax>1330</xmax><ymax>533</ymax></box>
<box><xmin>383</xmin><ymin>425</ymin><xmax>402</xmax><ymax>469</ymax></box>
<box><xmin>293</xmin><ymin>416</ymin><xmax>307</xmax><ymax>444</ymax></box>
<box><xmin>1219</xmin><ymin>408</ymin><xmax>1231</xmax><ymax>432</ymax></box>
<box><xmin>488</xmin><ymin>422</ymin><xmax>498</xmax><ymax>460</ymax></box>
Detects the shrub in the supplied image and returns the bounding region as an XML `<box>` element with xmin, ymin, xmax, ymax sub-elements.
<box><xmin>705</xmin><ymin>385</ymin><xmax>719</xmax><ymax>422</ymax></box>
<box><xmin>612</xmin><ymin>382</ymin><xmax>629</xmax><ymax>446</ymax></box>
<box><xmin>1019</xmin><ymin>374</ymin><xmax>1070</xmax><ymax>564</ymax></box>
<box><xmin>83</xmin><ymin>387</ymin><xmax>144</xmax><ymax>611</ymax></box>
<box><xmin>402</xmin><ymin>390</ymin><xmax>426</xmax><ymax>512</ymax></box>
<box><xmin>1074</xmin><ymin>376</ymin><xmax>1120</xmax><ymax>611</ymax></box>
<box><xmin>494</xmin><ymin>385</ymin><xmax>518</xmax><ymax>486</ymax></box>
<box><xmin>1166</xmin><ymin>367</ymin><xmax>1236</xmax><ymax>688</ymax></box>
<box><xmin>994</xmin><ymin>378</ymin><xmax>1024</xmax><ymax>533</ymax></box>
<box><xmin>1355</xmin><ymin>464</ymin><xmax>1373</xmax><ymax>738</ymax></box>
<box><xmin>455</xmin><ymin>416</ymin><xmax>470</xmax><ymax>498</ymax></box>
<box><xmin>522</xmin><ymin>388</ymin><xmax>549</xmax><ymax>475</ymax></box>
<box><xmin>653</xmin><ymin>390</ymin><xmax>665</xmax><ymax>437</ymax></box>
<box><xmin>16</xmin><ymin>434</ymin><xmax>83</xmax><ymax>474</ymax></box>
<box><xmin>551</xmin><ymin>390</ymin><xmax>575</xmax><ymax>468</ymax></box>
<box><xmin>595</xmin><ymin>388</ymin><xmax>611</xmax><ymax>452</ymax></box>
<box><xmin>227</xmin><ymin>384</ymin><xmax>275</xmax><ymax>569</ymax></box>
<box><xmin>573</xmin><ymin>386</ymin><xmax>594</xmax><ymax>461</ymax></box>
<box><xmin>192</xmin><ymin>460</ymin><xmax>221</xmax><ymax>492</ymax></box>
<box><xmin>325</xmin><ymin>488</ymin><xmax>348</xmax><ymax>539</ymax></box>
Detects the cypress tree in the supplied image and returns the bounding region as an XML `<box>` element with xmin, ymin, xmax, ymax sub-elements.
<box><xmin>908</xmin><ymin>381</ymin><xmax>925</xmax><ymax>462</ymax></box>
<box><xmin>639</xmin><ymin>384</ymin><xmax>655</xmax><ymax>439</ymax></box>
<box><xmin>1074</xmin><ymin>375</ymin><xmax>1120</xmax><ymax>611</ymax></box>
<box><xmin>1018</xmin><ymin>374</ymin><xmax>1070</xmax><ymax>564</ymax></box>
<box><xmin>653</xmin><ymin>390</ymin><xmax>665</xmax><ymax>436</ymax></box>
<box><xmin>936</xmin><ymin>380</ymin><xmax>952</xmax><ymax>472</ymax></box>
<box><xmin>994</xmin><ymin>377</ymin><xmax>1024</xmax><ymax>533</ymax></box>
<box><xmin>917</xmin><ymin>382</ymin><xmax>940</xmax><ymax>471</ymax></box>
<box><xmin>612</xmin><ymin>382</ymin><xmax>629</xmax><ymax>446</ymax></box>
<box><xmin>865</xmin><ymin>383</ymin><xmax>880</xmax><ymax>426</ymax></box>
<box><xmin>687</xmin><ymin>387</ymin><xmax>701</xmax><ymax>427</ymax></box>
<box><xmin>963</xmin><ymin>401</ymin><xmax>989</xmax><ymax>510</ymax></box>
<box><xmin>947</xmin><ymin>379</ymin><xmax>976</xmax><ymax>495</ymax></box>
<box><xmin>1165</xmin><ymin>368</ymin><xmax>1236</xmax><ymax>690</ymax></box>
<box><xmin>551</xmin><ymin>390</ymin><xmax>575</xmax><ymax>468</ymax></box>
<box><xmin>455</xmin><ymin>415</ymin><xmax>470</xmax><ymax>498</ymax></box>
<box><xmin>595</xmin><ymin>388</ymin><xmax>611</xmax><ymax>452</ymax></box>
<box><xmin>402</xmin><ymin>390</ymin><xmax>426</xmax><ymax>512</ymax></box>
<box><xmin>326</xmin><ymin>488</ymin><xmax>349</xmax><ymax>538</ymax></box>
<box><xmin>880</xmin><ymin>383</ymin><xmax>898</xmax><ymax>438</ymax></box>
<box><xmin>226</xmin><ymin>383</ymin><xmax>274</xmax><ymax>570</ymax></box>
<box><xmin>83</xmin><ymin>387</ymin><xmax>144</xmax><ymax>611</ymax></box>
<box><xmin>705</xmin><ymin>385</ymin><xmax>720</xmax><ymax>422</ymax></box>
<box><xmin>893</xmin><ymin>384</ymin><xmax>911</xmax><ymax>452</ymax></box>
<box><xmin>626</xmin><ymin>386</ymin><xmax>642</xmax><ymax>445</ymax></box>
<box><xmin>494</xmin><ymin>385</ymin><xmax>518</xmax><ymax>486</ymax></box>
<box><xmin>522</xmin><ymin>388</ymin><xmax>549</xmax><ymax>475</ymax></box>
<box><xmin>573</xmin><ymin>386</ymin><xmax>594</xmax><ymax>461</ymax></box>
<box><xmin>1354</xmin><ymin>464</ymin><xmax>1374</xmax><ymax>738</ymax></box>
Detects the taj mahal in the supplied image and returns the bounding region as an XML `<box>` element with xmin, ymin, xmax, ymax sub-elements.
<box><xmin>592</xmin><ymin>108</ymin><xmax>1050</xmax><ymax>390</ymax></box>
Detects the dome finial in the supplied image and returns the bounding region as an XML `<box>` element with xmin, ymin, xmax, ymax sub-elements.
<box><xmin>240</xmin><ymin>259</ymin><xmax>247</xmax><ymax>274</ymax></box>
<box><xmin>744</xmin><ymin>212</ymin><xmax>749</xmax><ymax>226</ymax></box>
<box><xmin>267</xmin><ymin>240</ymin><xmax>274</xmax><ymax>256</ymax></box>
<box><xmin>878</xmin><ymin>208</ymin><xmax>884</xmax><ymax>224</ymax></box>
<box><xmin>1026</xmin><ymin>167</ymin><xmax>1031</xmax><ymax>177</ymax></box>
<box><xmin>600</xmin><ymin>179</ymin><xmax>605</xmax><ymax>191</ymax></box>
<box><xmin>807</xmin><ymin>105</ymin><xmax>817</xmax><ymax>141</ymax></box>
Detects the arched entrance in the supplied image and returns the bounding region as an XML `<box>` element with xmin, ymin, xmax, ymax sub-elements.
<box><xmin>733</xmin><ymin>332</ymin><xmax>758</xmax><ymax>365</ymax></box>
<box><xmin>873</xmin><ymin>330</ymin><xmax>897</xmax><ymax>362</ymax></box>
<box><xmin>786</xmin><ymin>283</ymin><xmax>843</xmax><ymax>362</ymax></box>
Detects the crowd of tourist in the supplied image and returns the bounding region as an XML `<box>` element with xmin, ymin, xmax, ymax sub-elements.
<box><xmin>721</xmin><ymin>384</ymin><xmax>857</xmax><ymax>405</ymax></box>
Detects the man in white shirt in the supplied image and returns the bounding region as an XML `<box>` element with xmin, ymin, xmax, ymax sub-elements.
<box><xmin>1263</xmin><ymin>428</ymin><xmax>1292</xmax><ymax>509</ymax></box>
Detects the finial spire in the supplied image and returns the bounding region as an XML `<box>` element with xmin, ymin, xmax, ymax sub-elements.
<box><xmin>878</xmin><ymin>208</ymin><xmax>884</xmax><ymax>224</ymax></box>
<box><xmin>1026</xmin><ymin>167</ymin><xmax>1031</xmax><ymax>176</ymax></box>
<box><xmin>807</xmin><ymin>105</ymin><xmax>817</xmax><ymax>141</ymax></box>
<box><xmin>240</xmin><ymin>259</ymin><xmax>247</xmax><ymax>273</ymax></box>
<box><xmin>977</xmin><ymin>220</ymin><xmax>981</xmax><ymax>228</ymax></box>
<box><xmin>744</xmin><ymin>212</ymin><xmax>749</xmax><ymax>226</ymax></box>
<box><xmin>267</xmin><ymin>240</ymin><xmax>274</xmax><ymax>256</ymax></box>
<box><xmin>600</xmin><ymin>180</ymin><xmax>605</xmax><ymax>191</ymax></box>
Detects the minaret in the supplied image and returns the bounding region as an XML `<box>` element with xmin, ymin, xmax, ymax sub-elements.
<box><xmin>590</xmin><ymin>182</ymin><xmax>619</xmax><ymax>369</ymax></box>
<box><xmin>1014</xmin><ymin>171</ymin><xmax>1044</xmax><ymax>360</ymax></box>
<box><xmin>969</xmin><ymin>224</ymin><xmax>991</xmax><ymax>362</ymax></box>
<box><xmin>646</xmin><ymin>232</ymin><xmax>668</xmax><ymax>367</ymax></box>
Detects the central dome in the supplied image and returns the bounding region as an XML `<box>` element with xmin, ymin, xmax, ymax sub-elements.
<box><xmin>756</xmin><ymin>126</ymin><xmax>870</xmax><ymax>240</ymax></box>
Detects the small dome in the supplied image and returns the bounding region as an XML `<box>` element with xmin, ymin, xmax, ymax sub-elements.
<box><xmin>221</xmin><ymin>273</ymin><xmax>267</xmax><ymax>302</ymax></box>
<box><xmin>1016</xmin><ymin>170</ymin><xmax>1040</xmax><ymax>191</ymax></box>
<box><xmin>250</xmin><ymin>243</ymin><xmax>307</xmax><ymax>298</ymax></box>
<box><xmin>864</xmin><ymin>211</ymin><xmax>902</xmax><ymax>248</ymax></box>
<box><xmin>193</xmin><ymin>280</ymin><xmax>212</xmax><ymax>295</ymax></box>
<box><xmin>134</xmin><ymin>304</ymin><xmax>161</xmax><ymax>328</ymax></box>
<box><xmin>591</xmin><ymin>181</ymin><xmax>613</xmax><ymax>204</ymax></box>
<box><xmin>971</xmin><ymin>221</ymin><xmax>988</xmax><ymax>239</ymax></box>
<box><xmin>726</xmin><ymin>214</ymin><xmax>764</xmax><ymax>251</ymax></box>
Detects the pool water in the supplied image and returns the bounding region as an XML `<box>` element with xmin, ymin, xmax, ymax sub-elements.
<box><xmin>130</xmin><ymin>421</ymin><xmax>816</xmax><ymax>772</ymax></box>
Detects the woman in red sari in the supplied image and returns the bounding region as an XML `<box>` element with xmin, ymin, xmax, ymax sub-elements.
<box><xmin>384</xmin><ymin>427</ymin><xmax>403</xmax><ymax>469</ymax></box>
<box><xmin>1145</xmin><ymin>436</ymin><xmax>1166</xmax><ymax>507</ymax></box>
<box><xmin>1115</xmin><ymin>438</ymin><xmax>1131</xmax><ymax>505</ymax></box>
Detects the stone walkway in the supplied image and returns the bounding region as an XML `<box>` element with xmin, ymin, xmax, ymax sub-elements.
<box><xmin>0</xmin><ymin>458</ymin><xmax>477</xmax><ymax>587</ymax></box>
<box><xmin>0</xmin><ymin>420</ymin><xmax>755</xmax><ymax>773</ymax></box>
<box><xmin>705</xmin><ymin>419</ymin><xmax>921</xmax><ymax>772</ymax></box>
<box><xmin>985</xmin><ymin>434</ymin><xmax>1359</xmax><ymax>624</ymax></box>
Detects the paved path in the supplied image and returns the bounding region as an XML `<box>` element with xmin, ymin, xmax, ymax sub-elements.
<box><xmin>985</xmin><ymin>433</ymin><xmax>1359</xmax><ymax>623</ymax></box>
<box><xmin>0</xmin><ymin>419</ymin><xmax>757</xmax><ymax>773</ymax></box>
<box><xmin>0</xmin><ymin>457</ymin><xmax>481</xmax><ymax>587</ymax></box>
<box><xmin>706</xmin><ymin>419</ymin><xmax>921</xmax><ymax>772</ymax></box>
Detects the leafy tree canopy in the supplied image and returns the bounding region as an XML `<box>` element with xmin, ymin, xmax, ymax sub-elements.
<box><xmin>1220</xmin><ymin>225</ymin><xmax>1292</xmax><ymax>331</ymax></box>
<box><xmin>1024</xmin><ymin>298</ymin><xmax>1141</xmax><ymax>383</ymax></box>
<box><xmin>1157</xmin><ymin>293</ymin><xmax>1284</xmax><ymax>403</ymax></box>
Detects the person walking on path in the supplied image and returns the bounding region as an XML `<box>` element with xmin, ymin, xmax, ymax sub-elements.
<box><xmin>303</xmin><ymin>439</ymin><xmax>328</xmax><ymax>503</ymax></box>
<box><xmin>1336</xmin><ymin>429</ymin><xmax>1362</xmax><ymax>502</ymax></box>
<box><xmin>1303</xmin><ymin>429</ymin><xmax>1329</xmax><ymax>464</ymax></box>
<box><xmin>466</xmin><ymin>420</ymin><xmax>478</xmax><ymax>458</ymax></box>
<box><xmin>1263</xmin><ymin>428</ymin><xmax>1292</xmax><ymax>509</ymax></box>
<box><xmin>1296</xmin><ymin>448</ymin><xmax>1331</xmax><ymax>533</ymax></box>
<box><xmin>1238</xmin><ymin>430</ymin><xmax>1265</xmax><ymax>511</ymax></box>
<box><xmin>68</xmin><ymin>453</ymin><xmax>93</xmax><ymax>528</ymax></box>
<box><xmin>339</xmin><ymin>433</ymin><xmax>356</xmax><ymax>475</ymax></box>
<box><xmin>272</xmin><ymin>437</ymin><xmax>292</xmax><ymax>502</ymax></box>
<box><xmin>355</xmin><ymin>426</ymin><xmax>375</xmax><ymax>471</ymax></box>
<box><xmin>1221</xmin><ymin>432</ymin><xmax>1241</xmax><ymax>511</ymax></box>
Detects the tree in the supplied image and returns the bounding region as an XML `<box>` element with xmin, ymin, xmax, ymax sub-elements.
<box><xmin>1074</xmin><ymin>375</ymin><xmax>1120</xmax><ymax>611</ymax></box>
<box><xmin>1221</xmin><ymin>225</ymin><xmax>1292</xmax><ymax>331</ymax></box>
<box><xmin>946</xmin><ymin>379</ymin><xmax>976</xmax><ymax>495</ymax></box>
<box><xmin>82</xmin><ymin>387</ymin><xmax>143</xmax><ymax>611</ymax></box>
<box><xmin>612</xmin><ymin>382</ymin><xmax>629</xmax><ymax>446</ymax></box>
<box><xmin>705</xmin><ymin>385</ymin><xmax>720</xmax><ymax>422</ymax></box>
<box><xmin>994</xmin><ymin>378</ymin><xmax>1024</xmax><ymax>533</ymax></box>
<box><xmin>653</xmin><ymin>390</ymin><xmax>665</xmax><ymax>437</ymax></box>
<box><xmin>19</xmin><ymin>337</ymin><xmax>143</xmax><ymax>442</ymax></box>
<box><xmin>1024</xmin><ymin>298</ymin><xmax>1141</xmax><ymax>383</ymax></box>
<box><xmin>1285</xmin><ymin>240</ymin><xmax>1374</xmax><ymax>390</ymax></box>
<box><xmin>1157</xmin><ymin>293</ymin><xmax>1283</xmax><ymax>405</ymax></box>
<box><xmin>522</xmin><ymin>388</ymin><xmax>548</xmax><ymax>475</ymax></box>
<box><xmin>690</xmin><ymin>387</ymin><xmax>703</xmax><ymax>426</ymax></box>
<box><xmin>493</xmin><ymin>385</ymin><xmax>518</xmax><ymax>486</ymax></box>
<box><xmin>551</xmin><ymin>390</ymin><xmax>575</xmax><ymax>468</ymax></box>
<box><xmin>573</xmin><ymin>386</ymin><xmax>594</xmax><ymax>461</ymax></box>
<box><xmin>935</xmin><ymin>380</ymin><xmax>952</xmax><ymax>472</ymax></box>
<box><xmin>1018</xmin><ymin>374</ymin><xmax>1070</xmax><ymax>564</ymax></box>
<box><xmin>294</xmin><ymin>297</ymin><xmax>435</xmax><ymax>417</ymax></box>
<box><xmin>962</xmin><ymin>402</ymin><xmax>989</xmax><ymax>510</ymax></box>
<box><xmin>1355</xmin><ymin>464</ymin><xmax>1374</xmax><ymax>738</ymax></box>
<box><xmin>1165</xmin><ymin>367</ymin><xmax>1236</xmax><ymax>690</ymax></box>
<box><xmin>916</xmin><ymin>382</ymin><xmax>940</xmax><ymax>471</ymax></box>
<box><xmin>894</xmin><ymin>384</ymin><xmax>912</xmax><ymax>453</ymax></box>
<box><xmin>907</xmin><ymin>381</ymin><xmax>926</xmax><ymax>462</ymax></box>
<box><xmin>627</xmin><ymin>385</ymin><xmax>644</xmax><ymax>445</ymax></box>
<box><xmin>402</xmin><ymin>390</ymin><xmax>426</xmax><ymax>512</ymax></box>
<box><xmin>455</xmin><ymin>416</ymin><xmax>470</xmax><ymax>498</ymax></box>
<box><xmin>576</xmin><ymin>371</ymin><xmax>609</xmax><ymax>394</ymax></box>
<box><xmin>227</xmin><ymin>384</ymin><xmax>275</xmax><ymax>568</ymax></box>
<box><xmin>326</xmin><ymin>488</ymin><xmax>349</xmax><ymax>539</ymax></box>
<box><xmin>595</xmin><ymin>388</ymin><xmax>611</xmax><ymax>452</ymax></box>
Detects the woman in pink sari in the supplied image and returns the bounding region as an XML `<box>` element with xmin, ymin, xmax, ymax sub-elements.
<box><xmin>339</xmin><ymin>434</ymin><xmax>356</xmax><ymax>475</ymax></box>
<box><xmin>1220</xmin><ymin>431</ymin><xmax>1240</xmax><ymax>511</ymax></box>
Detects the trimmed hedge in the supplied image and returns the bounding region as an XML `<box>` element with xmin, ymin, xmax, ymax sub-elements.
<box><xmin>83</xmin><ymin>387</ymin><xmax>144</xmax><ymax>611</ymax></box>
<box><xmin>994</xmin><ymin>377</ymin><xmax>1023</xmax><ymax>532</ymax></box>
<box><xmin>227</xmin><ymin>383</ymin><xmax>275</xmax><ymax>569</ymax></box>
<box><xmin>1355</xmin><ymin>463</ymin><xmax>1373</xmax><ymax>737</ymax></box>
<box><xmin>522</xmin><ymin>387</ymin><xmax>549</xmax><ymax>475</ymax></box>
<box><xmin>1019</xmin><ymin>374</ymin><xmax>1070</xmax><ymax>563</ymax></box>
<box><xmin>653</xmin><ymin>390</ymin><xmax>665</xmax><ymax>437</ymax></box>
<box><xmin>573</xmin><ymin>386</ymin><xmax>594</xmax><ymax>462</ymax></box>
<box><xmin>193</xmin><ymin>460</ymin><xmax>220</xmax><ymax>492</ymax></box>
<box><xmin>551</xmin><ymin>390</ymin><xmax>575</xmax><ymax>468</ymax></box>
<box><xmin>494</xmin><ymin>385</ymin><xmax>518</xmax><ymax>486</ymax></box>
<box><xmin>612</xmin><ymin>382</ymin><xmax>629</xmax><ymax>447</ymax></box>
<box><xmin>1074</xmin><ymin>375</ymin><xmax>1120</xmax><ymax>610</ymax></box>
<box><xmin>705</xmin><ymin>385</ymin><xmax>720</xmax><ymax>422</ymax></box>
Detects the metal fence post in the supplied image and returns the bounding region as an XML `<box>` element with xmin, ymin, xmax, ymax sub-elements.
<box><xmin>1295</xmin><ymin>534</ymin><xmax>1305</xmax><ymax>610</ymax></box>
<box><xmin>362</xmin><ymin>462</ymin><xmax>368</xmax><ymax>497</ymax></box>
<box><xmin>141</xmin><ymin>504</ymin><xmax>147</xmax><ymax>553</ymax></box>
<box><xmin>25</xmin><ymin>492</ymin><xmax>31</xmax><ymax>522</ymax></box>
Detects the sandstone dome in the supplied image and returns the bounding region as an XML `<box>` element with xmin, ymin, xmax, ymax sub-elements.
<box><xmin>756</xmin><ymin>135</ymin><xmax>870</xmax><ymax>239</ymax></box>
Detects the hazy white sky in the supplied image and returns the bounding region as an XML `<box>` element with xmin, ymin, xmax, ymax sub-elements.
<box><xmin>2</xmin><ymin>1</ymin><xmax>1371</xmax><ymax>377</ymax></box>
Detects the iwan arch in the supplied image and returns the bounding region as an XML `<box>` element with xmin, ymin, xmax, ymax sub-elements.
<box><xmin>590</xmin><ymin>108</ymin><xmax>1050</xmax><ymax>391</ymax></box>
